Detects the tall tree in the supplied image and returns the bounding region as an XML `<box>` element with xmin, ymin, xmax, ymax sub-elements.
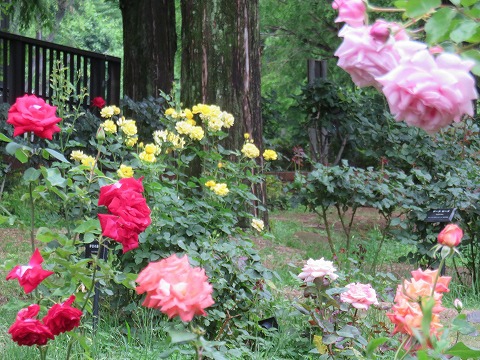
<box><xmin>180</xmin><ymin>0</ymin><xmax>262</xmax><ymax>154</ymax></box>
<box><xmin>119</xmin><ymin>0</ymin><xmax>176</xmax><ymax>101</ymax></box>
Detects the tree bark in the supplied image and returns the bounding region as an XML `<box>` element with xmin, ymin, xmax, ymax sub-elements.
<box><xmin>180</xmin><ymin>0</ymin><xmax>266</xmax><ymax>222</ymax></box>
<box><xmin>120</xmin><ymin>0</ymin><xmax>176</xmax><ymax>101</ymax></box>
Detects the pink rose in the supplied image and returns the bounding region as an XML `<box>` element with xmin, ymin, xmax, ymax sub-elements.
<box><xmin>7</xmin><ymin>94</ymin><xmax>62</xmax><ymax>140</ymax></box>
<box><xmin>298</xmin><ymin>258</ymin><xmax>338</xmax><ymax>283</ymax></box>
<box><xmin>136</xmin><ymin>254</ymin><xmax>215</xmax><ymax>322</ymax></box>
<box><xmin>340</xmin><ymin>282</ymin><xmax>378</xmax><ymax>310</ymax></box>
<box><xmin>437</xmin><ymin>224</ymin><xmax>463</xmax><ymax>248</ymax></box>
<box><xmin>410</xmin><ymin>268</ymin><xmax>451</xmax><ymax>293</ymax></box>
<box><xmin>42</xmin><ymin>295</ymin><xmax>83</xmax><ymax>336</ymax></box>
<box><xmin>8</xmin><ymin>304</ymin><xmax>54</xmax><ymax>346</ymax></box>
<box><xmin>377</xmin><ymin>50</ymin><xmax>478</xmax><ymax>133</ymax></box>
<box><xmin>335</xmin><ymin>25</ymin><xmax>422</xmax><ymax>89</ymax></box>
<box><xmin>369</xmin><ymin>20</ymin><xmax>409</xmax><ymax>43</ymax></box>
<box><xmin>6</xmin><ymin>248</ymin><xmax>55</xmax><ymax>294</ymax></box>
<box><xmin>332</xmin><ymin>0</ymin><xmax>366</xmax><ymax>27</ymax></box>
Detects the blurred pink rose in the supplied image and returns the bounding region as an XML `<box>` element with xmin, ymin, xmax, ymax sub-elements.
<box><xmin>332</xmin><ymin>0</ymin><xmax>366</xmax><ymax>27</ymax></box>
<box><xmin>410</xmin><ymin>268</ymin><xmax>451</xmax><ymax>293</ymax></box>
<box><xmin>437</xmin><ymin>224</ymin><xmax>463</xmax><ymax>248</ymax></box>
<box><xmin>298</xmin><ymin>258</ymin><xmax>338</xmax><ymax>283</ymax></box>
<box><xmin>340</xmin><ymin>282</ymin><xmax>378</xmax><ymax>310</ymax></box>
<box><xmin>335</xmin><ymin>24</ymin><xmax>422</xmax><ymax>89</ymax></box>
<box><xmin>136</xmin><ymin>254</ymin><xmax>214</xmax><ymax>322</ymax></box>
<box><xmin>369</xmin><ymin>20</ymin><xmax>408</xmax><ymax>42</ymax></box>
<box><xmin>377</xmin><ymin>50</ymin><xmax>478</xmax><ymax>133</ymax></box>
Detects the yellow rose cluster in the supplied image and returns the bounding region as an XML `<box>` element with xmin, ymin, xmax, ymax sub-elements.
<box><xmin>98</xmin><ymin>104</ymin><xmax>139</xmax><ymax>147</ymax></box>
<box><xmin>139</xmin><ymin>143</ymin><xmax>159</xmax><ymax>163</ymax></box>
<box><xmin>117</xmin><ymin>164</ymin><xmax>134</xmax><ymax>178</ymax></box>
<box><xmin>69</xmin><ymin>150</ymin><xmax>95</xmax><ymax>169</ymax></box>
<box><xmin>241</xmin><ymin>142</ymin><xmax>260</xmax><ymax>159</ymax></box>
<box><xmin>205</xmin><ymin>180</ymin><xmax>229</xmax><ymax>196</ymax></box>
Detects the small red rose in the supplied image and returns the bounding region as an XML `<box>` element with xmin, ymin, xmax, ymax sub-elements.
<box><xmin>7</xmin><ymin>94</ymin><xmax>62</xmax><ymax>140</ymax></box>
<box><xmin>43</xmin><ymin>295</ymin><xmax>83</xmax><ymax>336</ymax></box>
<box><xmin>91</xmin><ymin>96</ymin><xmax>106</xmax><ymax>109</ymax></box>
<box><xmin>8</xmin><ymin>304</ymin><xmax>54</xmax><ymax>346</ymax></box>
<box><xmin>6</xmin><ymin>248</ymin><xmax>54</xmax><ymax>293</ymax></box>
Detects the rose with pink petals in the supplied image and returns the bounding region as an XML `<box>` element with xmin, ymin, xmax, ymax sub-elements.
<box><xmin>437</xmin><ymin>224</ymin><xmax>463</xmax><ymax>248</ymax></box>
<box><xmin>335</xmin><ymin>23</ymin><xmax>422</xmax><ymax>89</ymax></box>
<box><xmin>340</xmin><ymin>282</ymin><xmax>378</xmax><ymax>310</ymax></box>
<box><xmin>136</xmin><ymin>254</ymin><xmax>215</xmax><ymax>322</ymax></box>
<box><xmin>6</xmin><ymin>248</ymin><xmax>55</xmax><ymax>294</ymax></box>
<box><xmin>298</xmin><ymin>257</ymin><xmax>339</xmax><ymax>283</ymax></box>
<box><xmin>410</xmin><ymin>268</ymin><xmax>451</xmax><ymax>293</ymax></box>
<box><xmin>377</xmin><ymin>49</ymin><xmax>478</xmax><ymax>133</ymax></box>
<box><xmin>332</xmin><ymin>0</ymin><xmax>366</xmax><ymax>27</ymax></box>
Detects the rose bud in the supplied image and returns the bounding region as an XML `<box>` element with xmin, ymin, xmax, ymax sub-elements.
<box><xmin>438</xmin><ymin>224</ymin><xmax>463</xmax><ymax>248</ymax></box>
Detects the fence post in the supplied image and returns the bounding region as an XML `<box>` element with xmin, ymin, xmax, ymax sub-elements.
<box><xmin>9</xmin><ymin>39</ymin><xmax>25</xmax><ymax>102</ymax></box>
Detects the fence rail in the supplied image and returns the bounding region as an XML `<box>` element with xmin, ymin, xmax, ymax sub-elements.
<box><xmin>0</xmin><ymin>31</ymin><xmax>121</xmax><ymax>107</ymax></box>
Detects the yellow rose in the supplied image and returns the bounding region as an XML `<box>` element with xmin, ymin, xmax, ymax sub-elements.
<box><xmin>251</xmin><ymin>218</ymin><xmax>264</xmax><ymax>232</ymax></box>
<box><xmin>222</xmin><ymin>112</ymin><xmax>234</xmax><ymax>128</ymax></box>
<box><xmin>184</xmin><ymin>109</ymin><xmax>194</xmax><ymax>119</ymax></box>
<box><xmin>117</xmin><ymin>164</ymin><xmax>134</xmax><ymax>178</ymax></box>
<box><xmin>100</xmin><ymin>106</ymin><xmax>115</xmax><ymax>118</ymax></box>
<box><xmin>205</xmin><ymin>180</ymin><xmax>216</xmax><ymax>188</ymax></box>
<box><xmin>189</xmin><ymin>126</ymin><xmax>204</xmax><ymax>141</ymax></box>
<box><xmin>70</xmin><ymin>150</ymin><xmax>86</xmax><ymax>162</ymax></box>
<box><xmin>263</xmin><ymin>149</ymin><xmax>278</xmax><ymax>161</ymax></box>
<box><xmin>120</xmin><ymin>120</ymin><xmax>137</xmax><ymax>136</ymax></box>
<box><xmin>212</xmin><ymin>183</ymin><xmax>229</xmax><ymax>196</ymax></box>
<box><xmin>165</xmin><ymin>108</ymin><xmax>176</xmax><ymax>116</ymax></box>
<box><xmin>175</xmin><ymin>120</ymin><xmax>193</xmax><ymax>135</ymax></box>
<box><xmin>139</xmin><ymin>151</ymin><xmax>156</xmax><ymax>163</ymax></box>
<box><xmin>113</xmin><ymin>106</ymin><xmax>121</xmax><ymax>115</ymax></box>
<box><xmin>81</xmin><ymin>155</ymin><xmax>96</xmax><ymax>168</ymax></box>
<box><xmin>144</xmin><ymin>143</ymin><xmax>158</xmax><ymax>155</ymax></box>
<box><xmin>217</xmin><ymin>162</ymin><xmax>224</xmax><ymax>168</ymax></box>
<box><xmin>101</xmin><ymin>120</ymin><xmax>117</xmax><ymax>134</ymax></box>
<box><xmin>207</xmin><ymin>117</ymin><xmax>223</xmax><ymax>132</ymax></box>
<box><xmin>244</xmin><ymin>133</ymin><xmax>250</xmax><ymax>139</ymax></box>
<box><xmin>186</xmin><ymin>118</ymin><xmax>197</xmax><ymax>126</ymax></box>
<box><xmin>125</xmin><ymin>136</ymin><xmax>138</xmax><ymax>147</ymax></box>
<box><xmin>241</xmin><ymin>143</ymin><xmax>260</xmax><ymax>158</ymax></box>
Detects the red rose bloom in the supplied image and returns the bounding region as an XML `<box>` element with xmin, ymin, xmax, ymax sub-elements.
<box><xmin>98</xmin><ymin>214</ymin><xmax>141</xmax><ymax>253</ymax></box>
<box><xmin>6</xmin><ymin>248</ymin><xmax>55</xmax><ymax>293</ymax></box>
<box><xmin>43</xmin><ymin>295</ymin><xmax>83</xmax><ymax>336</ymax></box>
<box><xmin>7</xmin><ymin>94</ymin><xmax>62</xmax><ymax>140</ymax></box>
<box><xmin>98</xmin><ymin>177</ymin><xmax>145</xmax><ymax>208</ymax></box>
<box><xmin>8</xmin><ymin>304</ymin><xmax>54</xmax><ymax>346</ymax></box>
<box><xmin>91</xmin><ymin>96</ymin><xmax>106</xmax><ymax>109</ymax></box>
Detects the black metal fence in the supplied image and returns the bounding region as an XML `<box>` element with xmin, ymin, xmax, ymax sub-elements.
<box><xmin>0</xmin><ymin>31</ymin><xmax>121</xmax><ymax>106</ymax></box>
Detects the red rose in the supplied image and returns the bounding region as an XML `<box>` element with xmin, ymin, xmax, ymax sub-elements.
<box><xmin>91</xmin><ymin>96</ymin><xmax>106</xmax><ymax>109</ymax></box>
<box><xmin>438</xmin><ymin>224</ymin><xmax>463</xmax><ymax>248</ymax></box>
<box><xmin>6</xmin><ymin>248</ymin><xmax>55</xmax><ymax>293</ymax></box>
<box><xmin>43</xmin><ymin>295</ymin><xmax>83</xmax><ymax>336</ymax></box>
<box><xmin>98</xmin><ymin>214</ymin><xmax>142</xmax><ymax>253</ymax></box>
<box><xmin>107</xmin><ymin>190</ymin><xmax>151</xmax><ymax>232</ymax></box>
<box><xmin>98</xmin><ymin>177</ymin><xmax>145</xmax><ymax>208</ymax></box>
<box><xmin>8</xmin><ymin>304</ymin><xmax>54</xmax><ymax>346</ymax></box>
<box><xmin>7</xmin><ymin>94</ymin><xmax>62</xmax><ymax>140</ymax></box>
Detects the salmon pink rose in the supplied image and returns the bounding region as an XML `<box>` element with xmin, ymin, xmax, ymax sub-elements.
<box><xmin>6</xmin><ymin>248</ymin><xmax>54</xmax><ymax>294</ymax></box>
<box><xmin>377</xmin><ymin>50</ymin><xmax>478</xmax><ymax>133</ymax></box>
<box><xmin>332</xmin><ymin>0</ymin><xmax>366</xmax><ymax>27</ymax></box>
<box><xmin>136</xmin><ymin>254</ymin><xmax>215</xmax><ymax>322</ymax></box>
<box><xmin>7</xmin><ymin>94</ymin><xmax>61</xmax><ymax>140</ymax></box>
<box><xmin>42</xmin><ymin>295</ymin><xmax>82</xmax><ymax>336</ymax></box>
<box><xmin>410</xmin><ymin>268</ymin><xmax>451</xmax><ymax>293</ymax></box>
<box><xmin>8</xmin><ymin>304</ymin><xmax>54</xmax><ymax>346</ymax></box>
<box><xmin>437</xmin><ymin>224</ymin><xmax>463</xmax><ymax>248</ymax></box>
<box><xmin>340</xmin><ymin>282</ymin><xmax>378</xmax><ymax>310</ymax></box>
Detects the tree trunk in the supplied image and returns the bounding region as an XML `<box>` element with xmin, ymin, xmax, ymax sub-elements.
<box><xmin>120</xmin><ymin>0</ymin><xmax>176</xmax><ymax>101</ymax></box>
<box><xmin>180</xmin><ymin>0</ymin><xmax>267</xmax><ymax>222</ymax></box>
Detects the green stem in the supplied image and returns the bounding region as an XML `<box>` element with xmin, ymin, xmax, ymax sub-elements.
<box><xmin>431</xmin><ymin>257</ymin><xmax>446</xmax><ymax>298</ymax></box>
<box><xmin>29</xmin><ymin>182</ymin><xmax>35</xmax><ymax>253</ymax></box>
<box><xmin>394</xmin><ymin>336</ymin><xmax>410</xmax><ymax>360</ymax></box>
<box><xmin>65</xmin><ymin>337</ymin><xmax>74</xmax><ymax>360</ymax></box>
<box><xmin>38</xmin><ymin>346</ymin><xmax>48</xmax><ymax>360</ymax></box>
<box><xmin>367</xmin><ymin>5</ymin><xmax>405</xmax><ymax>13</ymax></box>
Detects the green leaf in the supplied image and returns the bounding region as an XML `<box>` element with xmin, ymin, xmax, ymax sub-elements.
<box><xmin>445</xmin><ymin>342</ymin><xmax>480</xmax><ymax>359</ymax></box>
<box><xmin>43</xmin><ymin>148</ymin><xmax>70</xmax><ymax>163</ymax></box>
<box><xmin>74</xmin><ymin>219</ymin><xmax>101</xmax><ymax>234</ymax></box>
<box><xmin>365</xmin><ymin>337</ymin><xmax>390</xmax><ymax>359</ymax></box>
<box><xmin>461</xmin><ymin>0</ymin><xmax>477</xmax><ymax>6</ymax></box>
<box><xmin>23</xmin><ymin>167</ymin><xmax>41</xmax><ymax>182</ymax></box>
<box><xmin>461</xmin><ymin>49</ymin><xmax>480</xmax><ymax>76</ymax></box>
<box><xmin>0</xmin><ymin>133</ymin><xmax>11</xmax><ymax>143</ymax></box>
<box><xmin>42</xmin><ymin>167</ymin><xmax>67</xmax><ymax>187</ymax></box>
<box><xmin>404</xmin><ymin>0</ymin><xmax>441</xmax><ymax>18</ymax></box>
<box><xmin>425</xmin><ymin>7</ymin><xmax>457</xmax><ymax>44</ymax></box>
<box><xmin>337</xmin><ymin>325</ymin><xmax>359</xmax><ymax>338</ymax></box>
<box><xmin>450</xmin><ymin>19</ymin><xmax>478</xmax><ymax>43</ymax></box>
<box><xmin>167</xmin><ymin>328</ymin><xmax>198</xmax><ymax>344</ymax></box>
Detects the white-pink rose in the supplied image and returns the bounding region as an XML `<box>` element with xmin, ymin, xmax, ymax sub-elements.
<box><xmin>340</xmin><ymin>282</ymin><xmax>378</xmax><ymax>310</ymax></box>
<box><xmin>369</xmin><ymin>20</ymin><xmax>409</xmax><ymax>42</ymax></box>
<box><xmin>332</xmin><ymin>0</ymin><xmax>366</xmax><ymax>27</ymax></box>
<box><xmin>335</xmin><ymin>24</ymin><xmax>421</xmax><ymax>89</ymax></box>
<box><xmin>377</xmin><ymin>50</ymin><xmax>478</xmax><ymax>133</ymax></box>
<box><xmin>298</xmin><ymin>258</ymin><xmax>339</xmax><ymax>283</ymax></box>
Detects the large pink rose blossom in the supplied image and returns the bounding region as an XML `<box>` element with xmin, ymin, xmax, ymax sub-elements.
<box><xmin>377</xmin><ymin>50</ymin><xmax>478</xmax><ymax>133</ymax></box>
<box><xmin>335</xmin><ymin>23</ymin><xmax>422</xmax><ymax>89</ymax></box>
<box><xmin>340</xmin><ymin>282</ymin><xmax>379</xmax><ymax>310</ymax></box>
<box><xmin>136</xmin><ymin>254</ymin><xmax>215</xmax><ymax>322</ymax></box>
<box><xmin>298</xmin><ymin>258</ymin><xmax>338</xmax><ymax>283</ymax></box>
<box><xmin>7</xmin><ymin>94</ymin><xmax>62</xmax><ymax>140</ymax></box>
<box><xmin>332</xmin><ymin>0</ymin><xmax>366</xmax><ymax>27</ymax></box>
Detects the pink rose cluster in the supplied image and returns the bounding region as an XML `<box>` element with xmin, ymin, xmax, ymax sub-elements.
<box><xmin>136</xmin><ymin>254</ymin><xmax>215</xmax><ymax>322</ymax></box>
<box><xmin>387</xmin><ymin>268</ymin><xmax>451</xmax><ymax>347</ymax></box>
<box><xmin>340</xmin><ymin>282</ymin><xmax>378</xmax><ymax>310</ymax></box>
<box><xmin>6</xmin><ymin>250</ymin><xmax>82</xmax><ymax>346</ymax></box>
<box><xmin>298</xmin><ymin>257</ymin><xmax>339</xmax><ymax>283</ymax></box>
<box><xmin>332</xmin><ymin>0</ymin><xmax>478</xmax><ymax>133</ymax></box>
<box><xmin>98</xmin><ymin>177</ymin><xmax>151</xmax><ymax>253</ymax></box>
